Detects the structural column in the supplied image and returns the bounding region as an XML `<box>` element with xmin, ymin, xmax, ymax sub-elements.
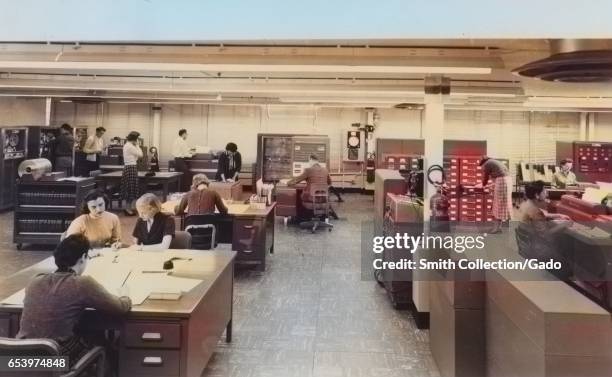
<box><xmin>152</xmin><ymin>104</ymin><xmax>162</xmax><ymax>148</ymax></box>
<box><xmin>413</xmin><ymin>80</ymin><xmax>447</xmax><ymax>327</ymax></box>
<box><xmin>579</xmin><ymin>112</ymin><xmax>588</xmax><ymax>141</ymax></box>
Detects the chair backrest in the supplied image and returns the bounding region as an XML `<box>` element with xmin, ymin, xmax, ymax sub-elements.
<box><xmin>185</xmin><ymin>225</ymin><xmax>216</xmax><ymax>250</ymax></box>
<box><xmin>169</xmin><ymin>231</ymin><xmax>192</xmax><ymax>249</ymax></box>
<box><xmin>0</xmin><ymin>337</ymin><xmax>60</xmax><ymax>357</ymax></box>
<box><xmin>307</xmin><ymin>183</ymin><xmax>329</xmax><ymax>216</ymax></box>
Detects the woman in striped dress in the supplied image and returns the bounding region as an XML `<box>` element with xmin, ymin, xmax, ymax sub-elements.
<box><xmin>478</xmin><ymin>157</ymin><xmax>512</xmax><ymax>234</ymax></box>
<box><xmin>122</xmin><ymin>131</ymin><xmax>143</xmax><ymax>216</ymax></box>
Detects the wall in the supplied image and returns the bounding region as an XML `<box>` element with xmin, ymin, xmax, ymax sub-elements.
<box><xmin>445</xmin><ymin>110</ymin><xmax>581</xmax><ymax>183</ymax></box>
<box><xmin>0</xmin><ymin>98</ymin><xmax>47</xmax><ymax>126</ymax></box>
<box><xmin>0</xmin><ymin>98</ymin><xmax>591</xmax><ymax>182</ymax></box>
<box><xmin>593</xmin><ymin>113</ymin><xmax>612</xmax><ymax>141</ymax></box>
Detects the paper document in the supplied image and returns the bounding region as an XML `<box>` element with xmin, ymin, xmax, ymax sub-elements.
<box><xmin>1</xmin><ymin>289</ymin><xmax>25</xmax><ymax>306</ymax></box>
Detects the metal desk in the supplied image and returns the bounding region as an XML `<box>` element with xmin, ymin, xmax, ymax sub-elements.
<box><xmin>96</xmin><ymin>171</ymin><xmax>183</xmax><ymax>201</ymax></box>
<box><xmin>0</xmin><ymin>249</ymin><xmax>235</xmax><ymax>377</ymax></box>
<box><xmin>162</xmin><ymin>200</ymin><xmax>276</xmax><ymax>271</ymax></box>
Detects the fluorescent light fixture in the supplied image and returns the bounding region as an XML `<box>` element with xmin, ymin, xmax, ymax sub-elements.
<box><xmin>525</xmin><ymin>96</ymin><xmax>612</xmax><ymax>108</ymax></box>
<box><xmin>279</xmin><ymin>96</ymin><xmax>416</xmax><ymax>104</ymax></box>
<box><xmin>0</xmin><ymin>61</ymin><xmax>492</xmax><ymax>75</ymax></box>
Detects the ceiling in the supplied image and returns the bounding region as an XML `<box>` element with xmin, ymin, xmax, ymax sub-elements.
<box><xmin>1</xmin><ymin>39</ymin><xmax>611</xmax><ymax>111</ymax></box>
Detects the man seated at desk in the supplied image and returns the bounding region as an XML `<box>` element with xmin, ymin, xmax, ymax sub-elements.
<box><xmin>17</xmin><ymin>235</ymin><xmax>132</xmax><ymax>365</ymax></box>
<box><xmin>175</xmin><ymin>174</ymin><xmax>228</xmax><ymax>216</ymax></box>
<box><xmin>519</xmin><ymin>180</ymin><xmax>573</xmax><ymax>233</ymax></box>
<box><xmin>518</xmin><ymin>180</ymin><xmax>574</xmax><ymax>277</ymax></box>
<box><xmin>287</xmin><ymin>154</ymin><xmax>339</xmax><ymax>220</ymax></box>
<box><xmin>552</xmin><ymin>158</ymin><xmax>579</xmax><ymax>189</ymax></box>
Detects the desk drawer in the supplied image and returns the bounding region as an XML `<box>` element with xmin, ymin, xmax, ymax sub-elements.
<box><xmin>124</xmin><ymin>322</ymin><xmax>181</xmax><ymax>349</ymax></box>
<box><xmin>233</xmin><ymin>219</ymin><xmax>265</xmax><ymax>251</ymax></box>
<box><xmin>120</xmin><ymin>349</ymin><xmax>180</xmax><ymax>377</ymax></box>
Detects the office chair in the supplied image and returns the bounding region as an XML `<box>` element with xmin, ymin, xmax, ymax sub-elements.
<box><xmin>0</xmin><ymin>337</ymin><xmax>105</xmax><ymax>377</ymax></box>
<box><xmin>184</xmin><ymin>215</ymin><xmax>218</xmax><ymax>250</ymax></box>
<box><xmin>170</xmin><ymin>231</ymin><xmax>192</xmax><ymax>249</ymax></box>
<box><xmin>299</xmin><ymin>183</ymin><xmax>333</xmax><ymax>233</ymax></box>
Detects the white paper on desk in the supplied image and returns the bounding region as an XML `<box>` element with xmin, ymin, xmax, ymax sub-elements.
<box><xmin>1</xmin><ymin>289</ymin><xmax>25</xmax><ymax>306</ymax></box>
<box><xmin>83</xmin><ymin>257</ymin><xmax>132</xmax><ymax>295</ymax></box>
<box><xmin>127</xmin><ymin>272</ymin><xmax>202</xmax><ymax>305</ymax></box>
<box><xmin>582</xmin><ymin>187</ymin><xmax>609</xmax><ymax>204</ymax></box>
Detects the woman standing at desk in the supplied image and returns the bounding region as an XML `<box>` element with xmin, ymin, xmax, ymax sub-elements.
<box><xmin>176</xmin><ymin>174</ymin><xmax>228</xmax><ymax>216</ymax></box>
<box><xmin>122</xmin><ymin>131</ymin><xmax>143</xmax><ymax>216</ymax></box>
<box><xmin>216</xmin><ymin>142</ymin><xmax>242</xmax><ymax>182</ymax></box>
<box><xmin>66</xmin><ymin>190</ymin><xmax>122</xmax><ymax>249</ymax></box>
<box><xmin>16</xmin><ymin>235</ymin><xmax>132</xmax><ymax>364</ymax></box>
<box><xmin>132</xmin><ymin>193</ymin><xmax>176</xmax><ymax>251</ymax></box>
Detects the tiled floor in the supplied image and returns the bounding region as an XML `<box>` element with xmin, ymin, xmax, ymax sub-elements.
<box><xmin>0</xmin><ymin>194</ymin><xmax>440</xmax><ymax>377</ymax></box>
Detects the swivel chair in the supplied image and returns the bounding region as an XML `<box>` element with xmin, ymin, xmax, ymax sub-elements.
<box><xmin>0</xmin><ymin>337</ymin><xmax>105</xmax><ymax>377</ymax></box>
<box><xmin>299</xmin><ymin>184</ymin><xmax>333</xmax><ymax>233</ymax></box>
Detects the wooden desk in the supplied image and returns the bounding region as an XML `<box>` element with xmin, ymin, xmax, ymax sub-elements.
<box><xmin>162</xmin><ymin>200</ymin><xmax>276</xmax><ymax>271</ymax></box>
<box><xmin>0</xmin><ymin>249</ymin><xmax>235</xmax><ymax>377</ymax></box>
<box><xmin>96</xmin><ymin>171</ymin><xmax>183</xmax><ymax>201</ymax></box>
<box><xmin>274</xmin><ymin>183</ymin><xmax>306</xmax><ymax>221</ymax></box>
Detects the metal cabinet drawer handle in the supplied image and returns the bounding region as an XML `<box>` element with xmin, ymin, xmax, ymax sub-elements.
<box><xmin>141</xmin><ymin>332</ymin><xmax>163</xmax><ymax>341</ymax></box>
<box><xmin>142</xmin><ymin>356</ymin><xmax>163</xmax><ymax>366</ymax></box>
<box><xmin>243</xmin><ymin>225</ymin><xmax>254</xmax><ymax>229</ymax></box>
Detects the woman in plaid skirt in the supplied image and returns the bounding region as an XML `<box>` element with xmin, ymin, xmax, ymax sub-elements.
<box><xmin>122</xmin><ymin>131</ymin><xmax>143</xmax><ymax>216</ymax></box>
<box><xmin>478</xmin><ymin>157</ymin><xmax>512</xmax><ymax>234</ymax></box>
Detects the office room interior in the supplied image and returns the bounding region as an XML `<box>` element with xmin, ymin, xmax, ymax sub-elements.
<box><xmin>0</xmin><ymin>2</ymin><xmax>612</xmax><ymax>377</ymax></box>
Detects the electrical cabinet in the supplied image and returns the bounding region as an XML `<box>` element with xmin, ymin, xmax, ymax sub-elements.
<box><xmin>0</xmin><ymin>127</ymin><xmax>28</xmax><ymax>210</ymax></box>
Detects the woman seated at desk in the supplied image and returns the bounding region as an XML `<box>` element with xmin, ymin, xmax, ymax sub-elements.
<box><xmin>17</xmin><ymin>235</ymin><xmax>132</xmax><ymax>364</ymax></box>
<box><xmin>132</xmin><ymin>193</ymin><xmax>176</xmax><ymax>251</ymax></box>
<box><xmin>176</xmin><ymin>174</ymin><xmax>228</xmax><ymax>216</ymax></box>
<box><xmin>66</xmin><ymin>189</ymin><xmax>122</xmax><ymax>249</ymax></box>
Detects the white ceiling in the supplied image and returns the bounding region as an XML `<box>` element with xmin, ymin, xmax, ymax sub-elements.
<box><xmin>0</xmin><ymin>39</ymin><xmax>611</xmax><ymax>110</ymax></box>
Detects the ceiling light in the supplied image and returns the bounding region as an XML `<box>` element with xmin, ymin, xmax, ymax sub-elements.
<box><xmin>0</xmin><ymin>61</ymin><xmax>492</xmax><ymax>75</ymax></box>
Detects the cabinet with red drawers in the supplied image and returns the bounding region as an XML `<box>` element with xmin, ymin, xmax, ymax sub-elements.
<box><xmin>443</xmin><ymin>157</ymin><xmax>508</xmax><ymax>223</ymax></box>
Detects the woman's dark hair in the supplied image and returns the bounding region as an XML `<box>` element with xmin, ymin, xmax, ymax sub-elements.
<box><xmin>80</xmin><ymin>189</ymin><xmax>110</xmax><ymax>214</ymax></box>
<box><xmin>95</xmin><ymin>127</ymin><xmax>106</xmax><ymax>133</ymax></box>
<box><xmin>54</xmin><ymin>234</ymin><xmax>90</xmax><ymax>272</ymax></box>
<box><xmin>179</xmin><ymin>129</ymin><xmax>187</xmax><ymax>136</ymax></box>
<box><xmin>525</xmin><ymin>180</ymin><xmax>545</xmax><ymax>200</ymax></box>
<box><xmin>225</xmin><ymin>142</ymin><xmax>238</xmax><ymax>152</ymax></box>
<box><xmin>126</xmin><ymin>131</ymin><xmax>140</xmax><ymax>142</ymax></box>
<box><xmin>479</xmin><ymin>157</ymin><xmax>490</xmax><ymax>166</ymax></box>
<box><xmin>559</xmin><ymin>158</ymin><xmax>572</xmax><ymax>166</ymax></box>
<box><xmin>60</xmin><ymin>123</ymin><xmax>72</xmax><ymax>132</ymax></box>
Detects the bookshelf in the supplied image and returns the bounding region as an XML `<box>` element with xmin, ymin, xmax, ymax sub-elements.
<box><xmin>13</xmin><ymin>177</ymin><xmax>96</xmax><ymax>249</ymax></box>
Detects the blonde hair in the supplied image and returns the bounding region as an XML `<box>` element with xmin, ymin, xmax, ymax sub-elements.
<box><xmin>191</xmin><ymin>174</ymin><xmax>210</xmax><ymax>190</ymax></box>
<box><xmin>136</xmin><ymin>193</ymin><xmax>161</xmax><ymax>214</ymax></box>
